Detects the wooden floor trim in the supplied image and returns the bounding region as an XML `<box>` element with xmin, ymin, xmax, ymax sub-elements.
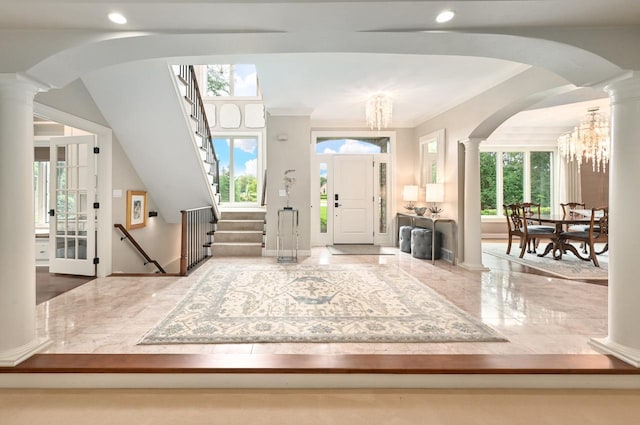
<box><xmin>3</xmin><ymin>353</ymin><xmax>639</xmax><ymax>375</ymax></box>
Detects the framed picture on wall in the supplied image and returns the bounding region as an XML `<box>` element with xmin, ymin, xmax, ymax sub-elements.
<box><xmin>126</xmin><ymin>190</ymin><xmax>147</xmax><ymax>230</ymax></box>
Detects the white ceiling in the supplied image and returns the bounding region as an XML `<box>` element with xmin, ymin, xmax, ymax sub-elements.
<box><xmin>241</xmin><ymin>53</ymin><xmax>528</xmax><ymax>126</ymax></box>
<box><xmin>3</xmin><ymin>1</ymin><xmax>638</xmax><ymax>128</ymax></box>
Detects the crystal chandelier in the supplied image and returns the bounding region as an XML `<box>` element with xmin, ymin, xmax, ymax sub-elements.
<box><xmin>365</xmin><ymin>94</ymin><xmax>392</xmax><ymax>131</ymax></box>
<box><xmin>557</xmin><ymin>107</ymin><xmax>610</xmax><ymax>172</ymax></box>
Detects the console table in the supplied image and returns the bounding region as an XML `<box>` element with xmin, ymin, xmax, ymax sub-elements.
<box><xmin>277</xmin><ymin>208</ymin><xmax>298</xmax><ymax>263</ymax></box>
<box><xmin>396</xmin><ymin>213</ymin><xmax>457</xmax><ymax>265</ymax></box>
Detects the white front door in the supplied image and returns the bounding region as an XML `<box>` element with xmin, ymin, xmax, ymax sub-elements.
<box><xmin>333</xmin><ymin>155</ymin><xmax>374</xmax><ymax>244</ymax></box>
<box><xmin>49</xmin><ymin>135</ymin><xmax>97</xmax><ymax>276</ymax></box>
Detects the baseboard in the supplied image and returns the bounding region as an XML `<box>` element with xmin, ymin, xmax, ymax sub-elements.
<box><xmin>440</xmin><ymin>248</ymin><xmax>454</xmax><ymax>264</ymax></box>
<box><xmin>482</xmin><ymin>233</ymin><xmax>507</xmax><ymax>239</ymax></box>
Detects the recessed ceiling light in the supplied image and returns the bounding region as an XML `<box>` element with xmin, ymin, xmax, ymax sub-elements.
<box><xmin>436</xmin><ymin>10</ymin><xmax>455</xmax><ymax>23</ymax></box>
<box><xmin>108</xmin><ymin>12</ymin><xmax>127</xmax><ymax>25</ymax></box>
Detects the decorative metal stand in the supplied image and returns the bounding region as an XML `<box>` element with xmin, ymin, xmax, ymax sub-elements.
<box><xmin>277</xmin><ymin>208</ymin><xmax>298</xmax><ymax>263</ymax></box>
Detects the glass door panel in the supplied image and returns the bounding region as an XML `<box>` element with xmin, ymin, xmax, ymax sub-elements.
<box><xmin>49</xmin><ymin>135</ymin><xmax>96</xmax><ymax>276</ymax></box>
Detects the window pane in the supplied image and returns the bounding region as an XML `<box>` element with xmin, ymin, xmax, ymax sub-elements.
<box><xmin>379</xmin><ymin>162</ymin><xmax>388</xmax><ymax>233</ymax></box>
<box><xmin>232</xmin><ymin>64</ymin><xmax>258</xmax><ymax>96</ymax></box>
<box><xmin>206</xmin><ymin>65</ymin><xmax>231</xmax><ymax>97</ymax></box>
<box><xmin>531</xmin><ymin>151</ymin><xmax>552</xmax><ymax>214</ymax></box>
<box><xmin>316</xmin><ymin>137</ymin><xmax>388</xmax><ymax>154</ymax></box>
<box><xmin>502</xmin><ymin>152</ymin><xmax>524</xmax><ymax>206</ymax></box>
<box><xmin>480</xmin><ymin>152</ymin><xmax>497</xmax><ymax>215</ymax></box>
<box><xmin>319</xmin><ymin>162</ymin><xmax>327</xmax><ymax>233</ymax></box>
<box><xmin>233</xmin><ymin>138</ymin><xmax>258</xmax><ymax>202</ymax></box>
<box><xmin>213</xmin><ymin>138</ymin><xmax>230</xmax><ymax>202</ymax></box>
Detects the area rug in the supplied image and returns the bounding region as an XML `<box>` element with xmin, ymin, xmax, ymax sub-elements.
<box><xmin>139</xmin><ymin>264</ymin><xmax>506</xmax><ymax>344</ymax></box>
<box><xmin>326</xmin><ymin>245</ymin><xmax>397</xmax><ymax>255</ymax></box>
<box><xmin>483</xmin><ymin>243</ymin><xmax>608</xmax><ymax>281</ymax></box>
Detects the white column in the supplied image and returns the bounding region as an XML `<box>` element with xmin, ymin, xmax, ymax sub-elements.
<box><xmin>459</xmin><ymin>138</ymin><xmax>489</xmax><ymax>271</ymax></box>
<box><xmin>0</xmin><ymin>75</ymin><xmax>50</xmax><ymax>366</ymax></box>
<box><xmin>590</xmin><ymin>74</ymin><xmax>640</xmax><ymax>367</ymax></box>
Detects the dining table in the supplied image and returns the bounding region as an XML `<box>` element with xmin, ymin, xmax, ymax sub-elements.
<box><xmin>532</xmin><ymin>214</ymin><xmax>593</xmax><ymax>260</ymax></box>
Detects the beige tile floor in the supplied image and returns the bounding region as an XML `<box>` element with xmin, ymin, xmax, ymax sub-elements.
<box><xmin>37</xmin><ymin>246</ymin><xmax>608</xmax><ymax>355</ymax></box>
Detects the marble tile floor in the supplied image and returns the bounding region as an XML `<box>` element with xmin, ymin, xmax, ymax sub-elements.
<box><xmin>36</xmin><ymin>246</ymin><xmax>608</xmax><ymax>356</ymax></box>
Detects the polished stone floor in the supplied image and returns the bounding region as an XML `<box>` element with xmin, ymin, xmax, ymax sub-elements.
<box><xmin>37</xmin><ymin>245</ymin><xmax>608</xmax><ymax>355</ymax></box>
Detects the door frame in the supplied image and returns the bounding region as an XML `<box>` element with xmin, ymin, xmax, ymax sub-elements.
<box><xmin>35</xmin><ymin>103</ymin><xmax>113</xmax><ymax>278</ymax></box>
<box><xmin>310</xmin><ymin>130</ymin><xmax>396</xmax><ymax>247</ymax></box>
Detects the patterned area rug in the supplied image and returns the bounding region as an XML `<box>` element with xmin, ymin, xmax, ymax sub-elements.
<box><xmin>483</xmin><ymin>243</ymin><xmax>608</xmax><ymax>281</ymax></box>
<box><xmin>139</xmin><ymin>264</ymin><xmax>506</xmax><ymax>344</ymax></box>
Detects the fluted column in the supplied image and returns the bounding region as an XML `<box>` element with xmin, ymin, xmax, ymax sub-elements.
<box><xmin>460</xmin><ymin>138</ymin><xmax>489</xmax><ymax>271</ymax></box>
<box><xmin>0</xmin><ymin>75</ymin><xmax>50</xmax><ymax>366</ymax></box>
<box><xmin>590</xmin><ymin>74</ymin><xmax>640</xmax><ymax>367</ymax></box>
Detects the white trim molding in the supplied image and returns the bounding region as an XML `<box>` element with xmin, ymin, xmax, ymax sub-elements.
<box><xmin>0</xmin><ymin>338</ymin><xmax>50</xmax><ymax>367</ymax></box>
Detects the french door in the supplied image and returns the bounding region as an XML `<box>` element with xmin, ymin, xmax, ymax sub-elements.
<box><xmin>49</xmin><ymin>135</ymin><xmax>97</xmax><ymax>276</ymax></box>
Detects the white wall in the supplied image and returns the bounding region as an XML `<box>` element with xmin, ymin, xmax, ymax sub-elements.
<box><xmin>265</xmin><ymin>114</ymin><xmax>311</xmax><ymax>253</ymax></box>
<box><xmin>111</xmin><ymin>138</ymin><xmax>182</xmax><ymax>273</ymax></box>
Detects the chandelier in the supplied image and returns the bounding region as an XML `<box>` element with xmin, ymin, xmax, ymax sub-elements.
<box><xmin>365</xmin><ymin>94</ymin><xmax>392</xmax><ymax>131</ymax></box>
<box><xmin>557</xmin><ymin>107</ymin><xmax>610</xmax><ymax>173</ymax></box>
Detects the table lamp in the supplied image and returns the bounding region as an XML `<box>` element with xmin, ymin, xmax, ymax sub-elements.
<box><xmin>426</xmin><ymin>183</ymin><xmax>444</xmax><ymax>217</ymax></box>
<box><xmin>402</xmin><ymin>185</ymin><xmax>419</xmax><ymax>211</ymax></box>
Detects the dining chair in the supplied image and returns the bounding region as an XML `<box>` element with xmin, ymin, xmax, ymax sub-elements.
<box><xmin>503</xmin><ymin>203</ymin><xmax>555</xmax><ymax>258</ymax></box>
<box><xmin>559</xmin><ymin>207</ymin><xmax>608</xmax><ymax>267</ymax></box>
<box><xmin>520</xmin><ymin>202</ymin><xmax>555</xmax><ymax>252</ymax></box>
<box><xmin>561</xmin><ymin>201</ymin><xmax>587</xmax><ymax>230</ymax></box>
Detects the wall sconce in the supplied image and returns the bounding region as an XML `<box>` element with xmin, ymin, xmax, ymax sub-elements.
<box><xmin>402</xmin><ymin>185</ymin><xmax>419</xmax><ymax>211</ymax></box>
<box><xmin>148</xmin><ymin>210</ymin><xmax>158</xmax><ymax>217</ymax></box>
<box><xmin>425</xmin><ymin>183</ymin><xmax>444</xmax><ymax>217</ymax></box>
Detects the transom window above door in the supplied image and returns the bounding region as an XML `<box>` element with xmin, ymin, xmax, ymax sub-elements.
<box><xmin>316</xmin><ymin>137</ymin><xmax>389</xmax><ymax>154</ymax></box>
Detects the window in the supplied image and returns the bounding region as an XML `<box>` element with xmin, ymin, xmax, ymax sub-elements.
<box><xmin>34</xmin><ymin>160</ymin><xmax>50</xmax><ymax>229</ymax></box>
<box><xmin>480</xmin><ymin>149</ymin><xmax>553</xmax><ymax>216</ymax></box>
<box><xmin>319</xmin><ymin>162</ymin><xmax>328</xmax><ymax>233</ymax></box>
<box><xmin>316</xmin><ymin>137</ymin><xmax>389</xmax><ymax>154</ymax></box>
<box><xmin>213</xmin><ymin>136</ymin><xmax>259</xmax><ymax>203</ymax></box>
<box><xmin>205</xmin><ymin>64</ymin><xmax>259</xmax><ymax>97</ymax></box>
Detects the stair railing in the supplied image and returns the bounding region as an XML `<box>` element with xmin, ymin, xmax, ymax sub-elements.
<box><xmin>180</xmin><ymin>206</ymin><xmax>216</xmax><ymax>275</ymax></box>
<box><xmin>114</xmin><ymin>224</ymin><xmax>166</xmax><ymax>273</ymax></box>
<box><xmin>177</xmin><ymin>65</ymin><xmax>221</xmax><ymax>213</ymax></box>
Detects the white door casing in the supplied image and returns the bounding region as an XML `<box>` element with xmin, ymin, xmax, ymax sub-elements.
<box><xmin>333</xmin><ymin>154</ymin><xmax>374</xmax><ymax>244</ymax></box>
<box><xmin>49</xmin><ymin>135</ymin><xmax>97</xmax><ymax>276</ymax></box>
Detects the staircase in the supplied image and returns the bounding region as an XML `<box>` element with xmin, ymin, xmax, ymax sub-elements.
<box><xmin>213</xmin><ymin>210</ymin><xmax>266</xmax><ymax>256</ymax></box>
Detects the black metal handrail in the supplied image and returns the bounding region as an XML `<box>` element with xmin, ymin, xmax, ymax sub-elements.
<box><xmin>180</xmin><ymin>206</ymin><xmax>216</xmax><ymax>275</ymax></box>
<box><xmin>114</xmin><ymin>224</ymin><xmax>166</xmax><ymax>273</ymax></box>
<box><xmin>177</xmin><ymin>65</ymin><xmax>220</xmax><ymax>198</ymax></box>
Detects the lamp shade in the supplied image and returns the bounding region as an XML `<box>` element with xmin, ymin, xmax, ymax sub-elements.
<box><xmin>402</xmin><ymin>185</ymin><xmax>419</xmax><ymax>202</ymax></box>
<box><xmin>426</xmin><ymin>183</ymin><xmax>444</xmax><ymax>203</ymax></box>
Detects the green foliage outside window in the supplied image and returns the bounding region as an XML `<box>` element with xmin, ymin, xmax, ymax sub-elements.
<box><xmin>480</xmin><ymin>151</ymin><xmax>552</xmax><ymax>216</ymax></box>
<box><xmin>219</xmin><ymin>168</ymin><xmax>230</xmax><ymax>202</ymax></box>
<box><xmin>207</xmin><ymin>65</ymin><xmax>230</xmax><ymax>96</ymax></box>
<box><xmin>480</xmin><ymin>152</ymin><xmax>497</xmax><ymax>215</ymax></box>
<box><xmin>502</xmin><ymin>152</ymin><xmax>524</xmax><ymax>206</ymax></box>
<box><xmin>234</xmin><ymin>174</ymin><xmax>258</xmax><ymax>202</ymax></box>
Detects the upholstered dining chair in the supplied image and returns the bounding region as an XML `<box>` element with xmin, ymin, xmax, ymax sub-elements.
<box><xmin>559</xmin><ymin>207</ymin><xmax>608</xmax><ymax>267</ymax></box>
<box><xmin>561</xmin><ymin>201</ymin><xmax>587</xmax><ymax>230</ymax></box>
<box><xmin>504</xmin><ymin>203</ymin><xmax>555</xmax><ymax>258</ymax></box>
<box><xmin>519</xmin><ymin>202</ymin><xmax>555</xmax><ymax>252</ymax></box>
